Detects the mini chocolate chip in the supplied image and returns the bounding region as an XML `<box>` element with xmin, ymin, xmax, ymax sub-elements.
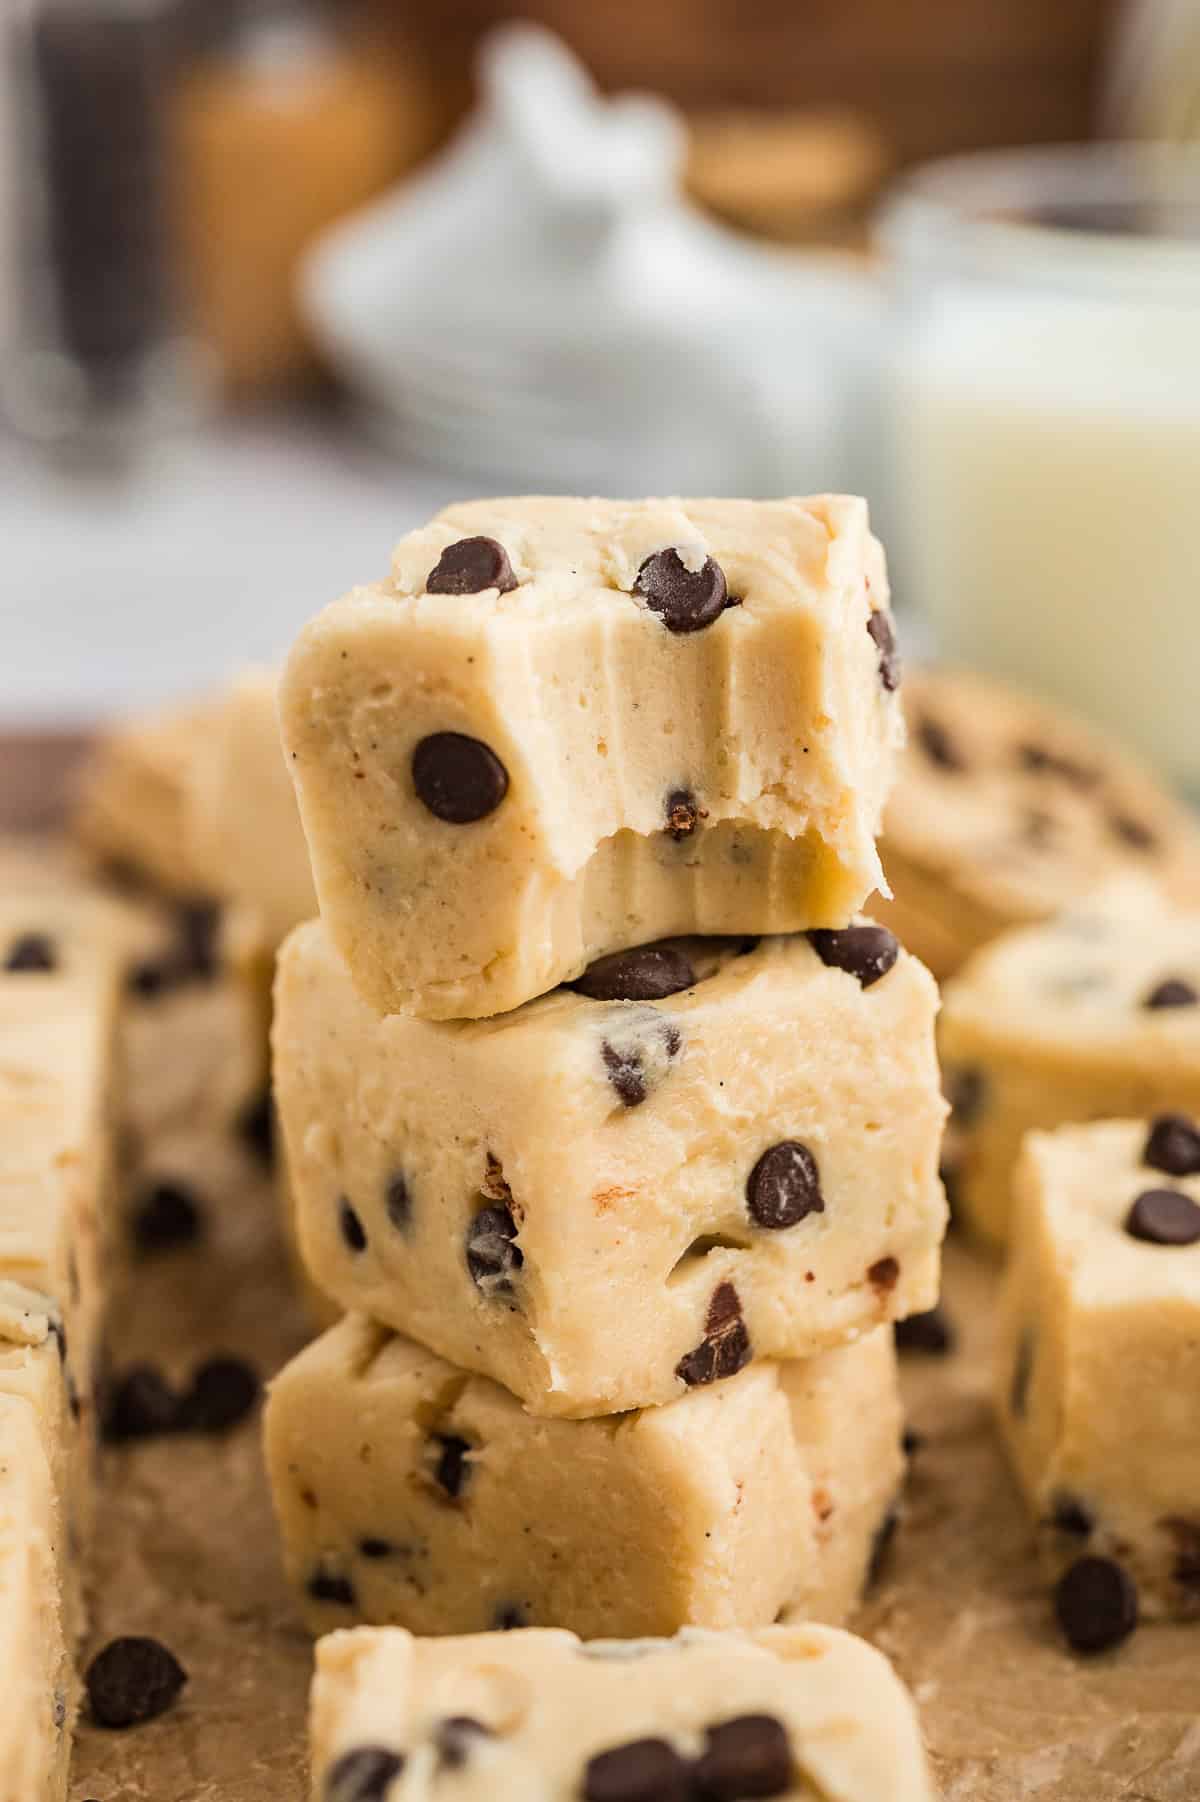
<box><xmin>426</xmin><ymin>535</ymin><xmax>518</xmax><ymax>596</ymax></box>
<box><xmin>385</xmin><ymin>1173</ymin><xmax>411</xmax><ymax>1231</ymax></box>
<box><xmin>1110</xmin><ymin>811</ymin><xmax>1157</xmax><ymax>852</ymax></box>
<box><xmin>1016</xmin><ymin>742</ymin><xmax>1098</xmax><ymax>787</ymax></box>
<box><xmin>435</xmin><ymin>1716</ymin><xmax>493</xmax><ymax>1771</ymax></box>
<box><xmin>126</xmin><ymin>955</ymin><xmax>180</xmax><ymax>999</ymax></box>
<box><xmin>1050</xmin><ymin>1494</ymin><xmax>1094</xmax><ymax>1536</ymax></box>
<box><xmin>358</xmin><ymin>1537</ymin><xmax>394</xmax><ymax>1559</ymax></box>
<box><xmin>177</xmin><ymin>1356</ymin><xmax>260</xmax><ymax>1433</ymax></box>
<box><xmin>895</xmin><ymin>1306</ymin><xmax>955</xmax><ymax>1355</ymax></box>
<box><xmin>325</xmin><ymin>1746</ymin><xmax>405</xmax><ymax>1802</ymax></box>
<box><xmin>600</xmin><ymin>1019</ymin><xmax>681</xmax><ymax>1109</ymax></box>
<box><xmin>1144</xmin><ymin>977</ymin><xmax>1199</xmax><ymax>1010</ymax></box>
<box><xmin>664</xmin><ymin>788</ymin><xmax>704</xmax><ymax>841</ymax></box>
<box><xmin>945</xmin><ymin>1065</ymin><xmax>987</xmax><ymax>1127</ymax></box>
<box><xmin>86</xmin><ymin>1636</ymin><xmax>187</xmax><ymax>1729</ymax></box>
<box><xmin>432</xmin><ymin>1433</ymin><xmax>472</xmax><ymax>1499</ymax></box>
<box><xmin>4</xmin><ymin>931</ymin><xmax>57</xmax><ymax>973</ymax></box>
<box><xmin>237</xmin><ymin>1087</ymin><xmax>275</xmax><ymax>1169</ymax></box>
<box><xmin>676</xmin><ymin>1282</ymin><xmax>752</xmax><ymax>1387</ymax></box>
<box><xmin>131</xmin><ymin>1179</ymin><xmax>203</xmax><ymax>1255</ymax></box>
<box><xmin>902</xmin><ymin>1426</ymin><xmax>924</xmax><ymax>1457</ymax></box>
<box><xmin>1055</xmin><ymin>1556</ymin><xmax>1138</xmax><ymax>1654</ymax></box>
<box><xmin>694</xmin><ymin>1715</ymin><xmax>791</xmax><ymax>1801</ymax></box>
<box><xmin>466</xmin><ymin>1206</ymin><xmax>523</xmax><ymax>1296</ymax></box>
<box><xmin>175</xmin><ymin>899</ymin><xmax>221</xmax><ymax>981</ymax></box>
<box><xmin>867</xmin><ymin>1507</ymin><xmax>899</xmax><ymax>1589</ymax></box>
<box><xmin>339</xmin><ymin>1199</ymin><xmax>367</xmax><ymax>1253</ymax></box>
<box><xmin>493</xmin><ymin>1602</ymin><xmax>527</xmax><ymax>1630</ymax></box>
<box><xmin>866</xmin><ymin>610</ymin><xmax>901</xmax><ymax>690</ymax></box>
<box><xmin>308</xmin><ymin>1567</ymin><xmax>357</xmax><ymax>1607</ymax></box>
<box><xmin>584</xmin><ymin>1737</ymin><xmax>693</xmax><ymax>1802</ymax></box>
<box><xmin>1010</xmin><ymin>1330</ymin><xmax>1035</xmax><ymax>1419</ymax></box>
<box><xmin>412</xmin><ymin>732</ymin><xmax>509</xmax><ymax>824</ymax></box>
<box><xmin>571</xmin><ymin>944</ymin><xmax>695</xmax><ymax>1002</ymax></box>
<box><xmin>1124</xmin><ymin>1188</ymin><xmax>1200</xmax><ymax>1246</ymax></box>
<box><xmin>869</xmin><ymin>1256</ymin><xmax>900</xmax><ymax>1291</ymax></box>
<box><xmin>916</xmin><ymin>715</ymin><xmax>965</xmax><ymax>771</ymax></box>
<box><xmin>633</xmin><ymin>548</ymin><xmax>728</xmax><ymax>634</ymax></box>
<box><xmin>1144</xmin><ymin>1113</ymin><xmax>1200</xmax><ymax>1177</ymax></box>
<box><xmin>808</xmin><ymin>924</ymin><xmax>899</xmax><ymax>988</ymax></box>
<box><xmin>102</xmin><ymin>1365</ymin><xmax>180</xmax><ymax>1442</ymax></box>
<box><xmin>745</xmin><ymin>1141</ymin><xmax>824</xmax><ymax>1230</ymax></box>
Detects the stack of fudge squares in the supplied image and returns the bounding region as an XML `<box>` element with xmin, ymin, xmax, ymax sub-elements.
<box><xmin>263</xmin><ymin>491</ymin><xmax>949</xmax><ymax>1694</ymax></box>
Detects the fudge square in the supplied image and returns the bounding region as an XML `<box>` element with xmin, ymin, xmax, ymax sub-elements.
<box><xmin>996</xmin><ymin>1118</ymin><xmax>1200</xmax><ymax>1621</ymax></box>
<box><xmin>279</xmin><ymin>495</ymin><xmax>903</xmax><ymax>1021</ymax></box>
<box><xmin>940</xmin><ymin>884</ymin><xmax>1200</xmax><ymax>1247</ymax></box>
<box><xmin>266</xmin><ymin>1316</ymin><xmax>902</xmax><ymax>1642</ymax></box>
<box><xmin>274</xmin><ymin>920</ymin><xmax>946</xmax><ymax>1416</ymax></box>
<box><xmin>309</xmin><ymin>1622</ymin><xmax>936</xmax><ymax>1802</ymax></box>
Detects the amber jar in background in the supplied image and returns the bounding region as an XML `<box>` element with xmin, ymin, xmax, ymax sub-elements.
<box><xmin>170</xmin><ymin>0</ymin><xmax>443</xmax><ymax>398</ymax></box>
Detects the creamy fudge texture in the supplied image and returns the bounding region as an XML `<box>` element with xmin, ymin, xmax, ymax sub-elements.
<box><xmin>940</xmin><ymin>887</ymin><xmax>1200</xmax><ymax>1247</ymax></box>
<box><xmin>0</xmin><ymin>1397</ymin><xmax>72</xmax><ymax>1802</ymax></box>
<box><xmin>275</xmin><ymin>921</ymin><xmax>946</xmax><ymax>1416</ymax></box>
<box><xmin>280</xmin><ymin>495</ymin><xmax>903</xmax><ymax>1020</ymax></box>
<box><xmin>309</xmin><ymin>1622</ymin><xmax>935</xmax><ymax>1802</ymax></box>
<box><xmin>874</xmin><ymin>667</ymin><xmax>1200</xmax><ymax>982</ymax></box>
<box><xmin>266</xmin><ymin>1316</ymin><xmax>902</xmax><ymax>1641</ymax></box>
<box><xmin>71</xmin><ymin>701</ymin><xmax>219</xmax><ymax>897</ymax></box>
<box><xmin>996</xmin><ymin>1120</ymin><xmax>1200</xmax><ymax>1622</ymax></box>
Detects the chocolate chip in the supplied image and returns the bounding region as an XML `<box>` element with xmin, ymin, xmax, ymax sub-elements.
<box><xmin>676</xmin><ymin>1282</ymin><xmax>752</xmax><ymax>1387</ymax></box>
<box><xmin>85</xmin><ymin>1636</ymin><xmax>187</xmax><ymax>1729</ymax></box>
<box><xmin>600</xmin><ymin>1018</ymin><xmax>681</xmax><ymax>1109</ymax></box>
<box><xmin>412</xmin><ymin>732</ymin><xmax>509</xmax><ymax>824</ymax></box>
<box><xmin>571</xmin><ymin>944</ymin><xmax>695</xmax><ymax>1002</ymax></box>
<box><xmin>1016</xmin><ymin>742</ymin><xmax>1097</xmax><ymax>787</ymax></box>
<box><xmin>808</xmin><ymin>924</ymin><xmax>899</xmax><ymax>988</ymax></box>
<box><xmin>432</xmin><ymin>1433</ymin><xmax>472</xmax><ymax>1499</ymax></box>
<box><xmin>175</xmin><ymin>898</ymin><xmax>221</xmax><ymax>981</ymax></box>
<box><xmin>916</xmin><ymin>715</ymin><xmax>964</xmax><ymax>771</ymax></box>
<box><xmin>633</xmin><ymin>548</ymin><xmax>728</xmax><ymax>634</ymax></box>
<box><xmin>385</xmin><ymin>1173</ymin><xmax>411</xmax><ymax>1231</ymax></box>
<box><xmin>1055</xmin><ymin>1556</ymin><xmax>1138</xmax><ymax>1654</ymax></box>
<box><xmin>869</xmin><ymin>1256</ymin><xmax>901</xmax><ymax>1291</ymax></box>
<box><xmin>466</xmin><ymin>1206</ymin><xmax>523</xmax><ymax>1296</ymax></box>
<box><xmin>1010</xmin><ymin>1330</ymin><xmax>1035</xmax><ymax>1418</ymax></box>
<box><xmin>1144</xmin><ymin>1113</ymin><xmax>1200</xmax><ymax>1177</ymax></box>
<box><xmin>3</xmin><ymin>931</ymin><xmax>57</xmax><ymax>973</ymax></box>
<box><xmin>1049</xmin><ymin>1494</ymin><xmax>1094</xmax><ymax>1536</ymax></box>
<box><xmin>126</xmin><ymin>955</ymin><xmax>180</xmax><ymax>1000</ymax></box>
<box><xmin>1163</xmin><ymin>1517</ymin><xmax>1200</xmax><ymax>1589</ymax></box>
<box><xmin>308</xmin><ymin>1567</ymin><xmax>357</xmax><ymax>1607</ymax></box>
<box><xmin>435</xmin><ymin>1717</ymin><xmax>492</xmax><ymax>1771</ymax></box>
<box><xmin>945</xmin><ymin>1065</ymin><xmax>986</xmax><ymax>1127</ymax></box>
<box><xmin>339</xmin><ymin>1198</ymin><xmax>367</xmax><ymax>1253</ymax></box>
<box><xmin>866</xmin><ymin>610</ymin><xmax>901</xmax><ymax>690</ymax></box>
<box><xmin>102</xmin><ymin>1365</ymin><xmax>180</xmax><ymax>1442</ymax></box>
<box><xmin>895</xmin><ymin>1306</ymin><xmax>955</xmax><ymax>1355</ymax></box>
<box><xmin>584</xmin><ymin>1737</ymin><xmax>694</xmax><ymax>1802</ymax></box>
<box><xmin>358</xmin><ymin>1537</ymin><xmax>394</xmax><ymax>1559</ymax></box>
<box><xmin>176</xmin><ymin>1356</ymin><xmax>260</xmax><ymax>1433</ymax></box>
<box><xmin>426</xmin><ymin>535</ymin><xmax>518</xmax><ymax>596</ymax></box>
<box><xmin>902</xmin><ymin>1426</ymin><xmax>924</xmax><ymax>1457</ymax></box>
<box><xmin>866</xmin><ymin>1507</ymin><xmax>899</xmax><ymax>1589</ymax></box>
<box><xmin>237</xmin><ymin>1087</ymin><xmax>275</xmax><ymax>1169</ymax></box>
<box><xmin>493</xmin><ymin>1602</ymin><xmax>527</xmax><ymax>1630</ymax></box>
<box><xmin>130</xmin><ymin>1179</ymin><xmax>203</xmax><ymax>1255</ymax></box>
<box><xmin>694</xmin><ymin>1715</ymin><xmax>791</xmax><ymax>1800</ymax></box>
<box><xmin>1110</xmin><ymin>811</ymin><xmax>1157</xmax><ymax>852</ymax></box>
<box><xmin>664</xmin><ymin>788</ymin><xmax>704</xmax><ymax>841</ymax></box>
<box><xmin>325</xmin><ymin>1747</ymin><xmax>405</xmax><ymax>1802</ymax></box>
<box><xmin>1124</xmin><ymin>1188</ymin><xmax>1200</xmax><ymax>1246</ymax></box>
<box><xmin>745</xmin><ymin>1141</ymin><xmax>824</xmax><ymax>1230</ymax></box>
<box><xmin>1144</xmin><ymin>977</ymin><xmax>1198</xmax><ymax>1010</ymax></box>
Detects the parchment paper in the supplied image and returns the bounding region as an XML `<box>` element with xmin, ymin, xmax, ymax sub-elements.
<box><xmin>66</xmin><ymin>1212</ymin><xmax>1200</xmax><ymax>1801</ymax></box>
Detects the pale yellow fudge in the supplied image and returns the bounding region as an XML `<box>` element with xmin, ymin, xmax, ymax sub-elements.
<box><xmin>266</xmin><ymin>1316</ymin><xmax>902</xmax><ymax>1641</ymax></box>
<box><xmin>71</xmin><ymin>700</ymin><xmax>218</xmax><ymax>896</ymax></box>
<box><xmin>280</xmin><ymin>495</ymin><xmax>903</xmax><ymax>1020</ymax></box>
<box><xmin>275</xmin><ymin>921</ymin><xmax>946</xmax><ymax>1416</ymax></box>
<box><xmin>874</xmin><ymin>666</ymin><xmax>1200</xmax><ymax>981</ymax></box>
<box><xmin>939</xmin><ymin>886</ymin><xmax>1200</xmax><ymax>1247</ymax></box>
<box><xmin>309</xmin><ymin>1621</ymin><xmax>935</xmax><ymax>1802</ymax></box>
<box><xmin>0</xmin><ymin>1397</ymin><xmax>73</xmax><ymax>1802</ymax></box>
<box><xmin>996</xmin><ymin>1119</ymin><xmax>1200</xmax><ymax>1622</ymax></box>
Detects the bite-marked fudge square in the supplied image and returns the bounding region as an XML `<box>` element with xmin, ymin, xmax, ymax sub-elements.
<box><xmin>996</xmin><ymin>1118</ymin><xmax>1200</xmax><ymax>1622</ymax></box>
<box><xmin>280</xmin><ymin>495</ymin><xmax>903</xmax><ymax>1020</ymax></box>
<box><xmin>940</xmin><ymin>884</ymin><xmax>1200</xmax><ymax>1247</ymax></box>
<box><xmin>309</xmin><ymin>1621</ymin><xmax>935</xmax><ymax>1802</ymax></box>
<box><xmin>266</xmin><ymin>1316</ymin><xmax>902</xmax><ymax>1642</ymax></box>
<box><xmin>274</xmin><ymin>921</ymin><xmax>946</xmax><ymax>1416</ymax></box>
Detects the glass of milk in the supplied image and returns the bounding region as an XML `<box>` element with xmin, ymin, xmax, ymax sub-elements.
<box><xmin>879</xmin><ymin>145</ymin><xmax>1200</xmax><ymax>790</ymax></box>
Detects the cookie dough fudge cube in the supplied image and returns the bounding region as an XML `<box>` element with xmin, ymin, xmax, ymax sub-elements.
<box><xmin>71</xmin><ymin>699</ymin><xmax>219</xmax><ymax>897</ymax></box>
<box><xmin>996</xmin><ymin>1118</ymin><xmax>1200</xmax><ymax>1622</ymax></box>
<box><xmin>280</xmin><ymin>495</ymin><xmax>903</xmax><ymax>1020</ymax></box>
<box><xmin>875</xmin><ymin>667</ymin><xmax>1200</xmax><ymax>981</ymax></box>
<box><xmin>275</xmin><ymin>921</ymin><xmax>946</xmax><ymax>1416</ymax></box>
<box><xmin>309</xmin><ymin>1621</ymin><xmax>935</xmax><ymax>1802</ymax></box>
<box><xmin>940</xmin><ymin>886</ymin><xmax>1200</xmax><ymax>1247</ymax></box>
<box><xmin>265</xmin><ymin>1316</ymin><xmax>902</xmax><ymax>1641</ymax></box>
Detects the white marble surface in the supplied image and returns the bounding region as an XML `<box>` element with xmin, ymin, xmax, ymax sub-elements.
<box><xmin>0</xmin><ymin>411</ymin><xmax>479</xmax><ymax>727</ymax></box>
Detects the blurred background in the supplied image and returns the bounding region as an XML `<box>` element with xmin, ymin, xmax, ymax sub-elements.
<box><xmin>1</xmin><ymin>0</ymin><xmax>1198</xmax><ymax>798</ymax></box>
